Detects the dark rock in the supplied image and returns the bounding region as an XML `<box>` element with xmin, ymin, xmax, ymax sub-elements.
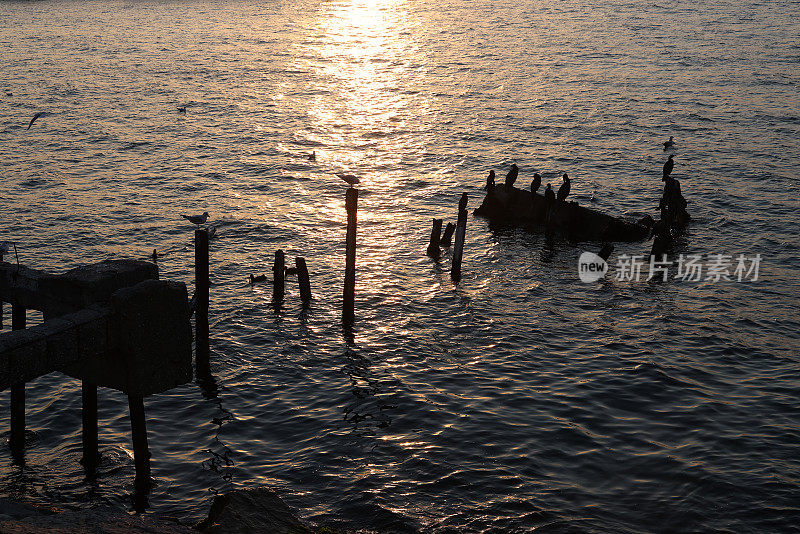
<box><xmin>196</xmin><ymin>488</ymin><xmax>313</xmax><ymax>534</ymax></box>
<box><xmin>474</xmin><ymin>184</ymin><xmax>652</xmax><ymax>242</ymax></box>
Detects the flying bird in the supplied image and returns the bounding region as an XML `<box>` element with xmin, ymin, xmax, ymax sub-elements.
<box><xmin>556</xmin><ymin>173</ymin><xmax>571</xmax><ymax>202</ymax></box>
<box><xmin>336</xmin><ymin>173</ymin><xmax>360</xmax><ymax>187</ymax></box>
<box><xmin>662</xmin><ymin>155</ymin><xmax>674</xmax><ymax>180</ymax></box>
<box><xmin>182</xmin><ymin>211</ymin><xmax>210</xmax><ymax>225</ymax></box>
<box><xmin>530</xmin><ymin>173</ymin><xmax>541</xmax><ymax>194</ymax></box>
<box><xmin>663</xmin><ymin>136</ymin><xmax>675</xmax><ymax>150</ymax></box>
<box><xmin>27</xmin><ymin>112</ymin><xmax>46</xmax><ymax>130</ymax></box>
<box><xmin>177</xmin><ymin>106</ymin><xmax>186</xmax><ymax>113</ymax></box>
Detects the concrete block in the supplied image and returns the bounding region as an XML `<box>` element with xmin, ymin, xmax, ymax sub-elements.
<box><xmin>39</xmin><ymin>260</ymin><xmax>158</xmax><ymax>314</ymax></box>
<box><xmin>6</xmin><ymin>328</ymin><xmax>49</xmax><ymax>384</ymax></box>
<box><xmin>109</xmin><ymin>280</ymin><xmax>192</xmax><ymax>396</ymax></box>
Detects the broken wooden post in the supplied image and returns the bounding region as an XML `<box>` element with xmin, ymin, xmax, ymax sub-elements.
<box><xmin>82</xmin><ymin>381</ymin><xmax>99</xmax><ymax>473</ymax></box>
<box><xmin>343</xmin><ymin>187</ymin><xmax>358</xmax><ymax>324</ymax></box>
<box><xmin>273</xmin><ymin>250</ymin><xmax>285</xmax><ymax>302</ymax></box>
<box><xmin>451</xmin><ymin>193</ymin><xmax>468</xmax><ymax>281</ymax></box>
<box><xmin>440</xmin><ymin>222</ymin><xmax>456</xmax><ymax>247</ymax></box>
<box><xmin>195</xmin><ymin>229</ymin><xmax>210</xmax><ymax>365</ymax></box>
<box><xmin>295</xmin><ymin>257</ymin><xmax>312</xmax><ymax>305</ymax></box>
<box><xmin>427</xmin><ymin>218</ymin><xmax>443</xmax><ymax>259</ymax></box>
<box><xmin>10</xmin><ymin>303</ymin><xmax>25</xmax><ymax>464</ymax></box>
<box><xmin>128</xmin><ymin>394</ymin><xmax>151</xmax><ymax>491</ymax></box>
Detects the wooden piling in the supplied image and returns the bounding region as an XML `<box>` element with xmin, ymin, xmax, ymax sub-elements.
<box><xmin>426</xmin><ymin>218</ymin><xmax>443</xmax><ymax>259</ymax></box>
<box><xmin>195</xmin><ymin>229</ymin><xmax>210</xmax><ymax>367</ymax></box>
<box><xmin>440</xmin><ymin>222</ymin><xmax>456</xmax><ymax>247</ymax></box>
<box><xmin>295</xmin><ymin>257</ymin><xmax>312</xmax><ymax>305</ymax></box>
<box><xmin>451</xmin><ymin>194</ymin><xmax>468</xmax><ymax>281</ymax></box>
<box><xmin>128</xmin><ymin>394</ymin><xmax>151</xmax><ymax>491</ymax></box>
<box><xmin>343</xmin><ymin>187</ymin><xmax>358</xmax><ymax>324</ymax></box>
<box><xmin>82</xmin><ymin>381</ymin><xmax>99</xmax><ymax>472</ymax></box>
<box><xmin>273</xmin><ymin>250</ymin><xmax>285</xmax><ymax>302</ymax></box>
<box><xmin>10</xmin><ymin>304</ymin><xmax>26</xmax><ymax>463</ymax></box>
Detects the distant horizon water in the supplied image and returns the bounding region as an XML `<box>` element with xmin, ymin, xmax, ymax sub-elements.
<box><xmin>1</xmin><ymin>0</ymin><xmax>799</xmax><ymax>532</ymax></box>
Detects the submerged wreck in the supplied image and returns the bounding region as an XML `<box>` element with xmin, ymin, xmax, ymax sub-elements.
<box><xmin>474</xmin><ymin>184</ymin><xmax>653</xmax><ymax>242</ymax></box>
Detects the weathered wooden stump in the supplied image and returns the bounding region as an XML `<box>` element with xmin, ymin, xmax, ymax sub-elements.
<box><xmin>343</xmin><ymin>188</ymin><xmax>358</xmax><ymax>324</ymax></box>
<box><xmin>295</xmin><ymin>257</ymin><xmax>312</xmax><ymax>305</ymax></box>
<box><xmin>195</xmin><ymin>229</ymin><xmax>210</xmax><ymax>366</ymax></box>
<box><xmin>440</xmin><ymin>222</ymin><xmax>456</xmax><ymax>247</ymax></box>
<box><xmin>427</xmin><ymin>218</ymin><xmax>443</xmax><ymax>259</ymax></box>
<box><xmin>451</xmin><ymin>194</ymin><xmax>468</xmax><ymax>281</ymax></box>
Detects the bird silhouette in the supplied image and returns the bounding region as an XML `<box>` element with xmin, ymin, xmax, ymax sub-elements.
<box><xmin>336</xmin><ymin>173</ymin><xmax>360</xmax><ymax>187</ymax></box>
<box><xmin>557</xmin><ymin>173</ymin><xmax>571</xmax><ymax>202</ymax></box>
<box><xmin>485</xmin><ymin>169</ymin><xmax>496</xmax><ymax>190</ymax></box>
<box><xmin>182</xmin><ymin>211</ymin><xmax>210</xmax><ymax>225</ymax></box>
<box><xmin>663</xmin><ymin>136</ymin><xmax>675</xmax><ymax>150</ymax></box>
<box><xmin>177</xmin><ymin>106</ymin><xmax>187</xmax><ymax>113</ymax></box>
<box><xmin>663</xmin><ymin>155</ymin><xmax>674</xmax><ymax>180</ymax></box>
<box><xmin>531</xmin><ymin>173</ymin><xmax>541</xmax><ymax>194</ymax></box>
<box><xmin>308</xmin><ymin>151</ymin><xmax>316</xmax><ymax>162</ymax></box>
<box><xmin>27</xmin><ymin>112</ymin><xmax>45</xmax><ymax>130</ymax></box>
<box><xmin>505</xmin><ymin>163</ymin><xmax>519</xmax><ymax>187</ymax></box>
<box><xmin>249</xmin><ymin>274</ymin><xmax>267</xmax><ymax>284</ymax></box>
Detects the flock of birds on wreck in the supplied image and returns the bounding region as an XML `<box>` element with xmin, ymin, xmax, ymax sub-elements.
<box><xmin>16</xmin><ymin>108</ymin><xmax>680</xmax><ymax>283</ymax></box>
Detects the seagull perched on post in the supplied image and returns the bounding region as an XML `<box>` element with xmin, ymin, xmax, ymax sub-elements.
<box><xmin>182</xmin><ymin>211</ymin><xmax>210</xmax><ymax>225</ymax></box>
<box><xmin>336</xmin><ymin>173</ymin><xmax>360</xmax><ymax>187</ymax></box>
<box><xmin>663</xmin><ymin>136</ymin><xmax>675</xmax><ymax>150</ymax></box>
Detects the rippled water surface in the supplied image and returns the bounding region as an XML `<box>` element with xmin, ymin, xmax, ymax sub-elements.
<box><xmin>1</xmin><ymin>0</ymin><xmax>799</xmax><ymax>531</ymax></box>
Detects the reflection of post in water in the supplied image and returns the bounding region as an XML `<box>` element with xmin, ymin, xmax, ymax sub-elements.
<box><xmin>342</xmin><ymin>348</ymin><xmax>392</xmax><ymax>431</ymax></box>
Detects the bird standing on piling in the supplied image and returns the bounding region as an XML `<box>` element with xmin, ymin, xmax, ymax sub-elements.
<box><xmin>556</xmin><ymin>173</ymin><xmax>571</xmax><ymax>202</ymax></box>
<box><xmin>531</xmin><ymin>173</ymin><xmax>541</xmax><ymax>194</ymax></box>
<box><xmin>662</xmin><ymin>155</ymin><xmax>674</xmax><ymax>181</ymax></box>
<box><xmin>505</xmin><ymin>163</ymin><xmax>519</xmax><ymax>187</ymax></box>
<box><xmin>336</xmin><ymin>173</ymin><xmax>360</xmax><ymax>187</ymax></box>
<box><xmin>663</xmin><ymin>136</ymin><xmax>675</xmax><ymax>150</ymax></box>
<box><xmin>485</xmin><ymin>169</ymin><xmax>496</xmax><ymax>190</ymax></box>
<box><xmin>182</xmin><ymin>211</ymin><xmax>210</xmax><ymax>225</ymax></box>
